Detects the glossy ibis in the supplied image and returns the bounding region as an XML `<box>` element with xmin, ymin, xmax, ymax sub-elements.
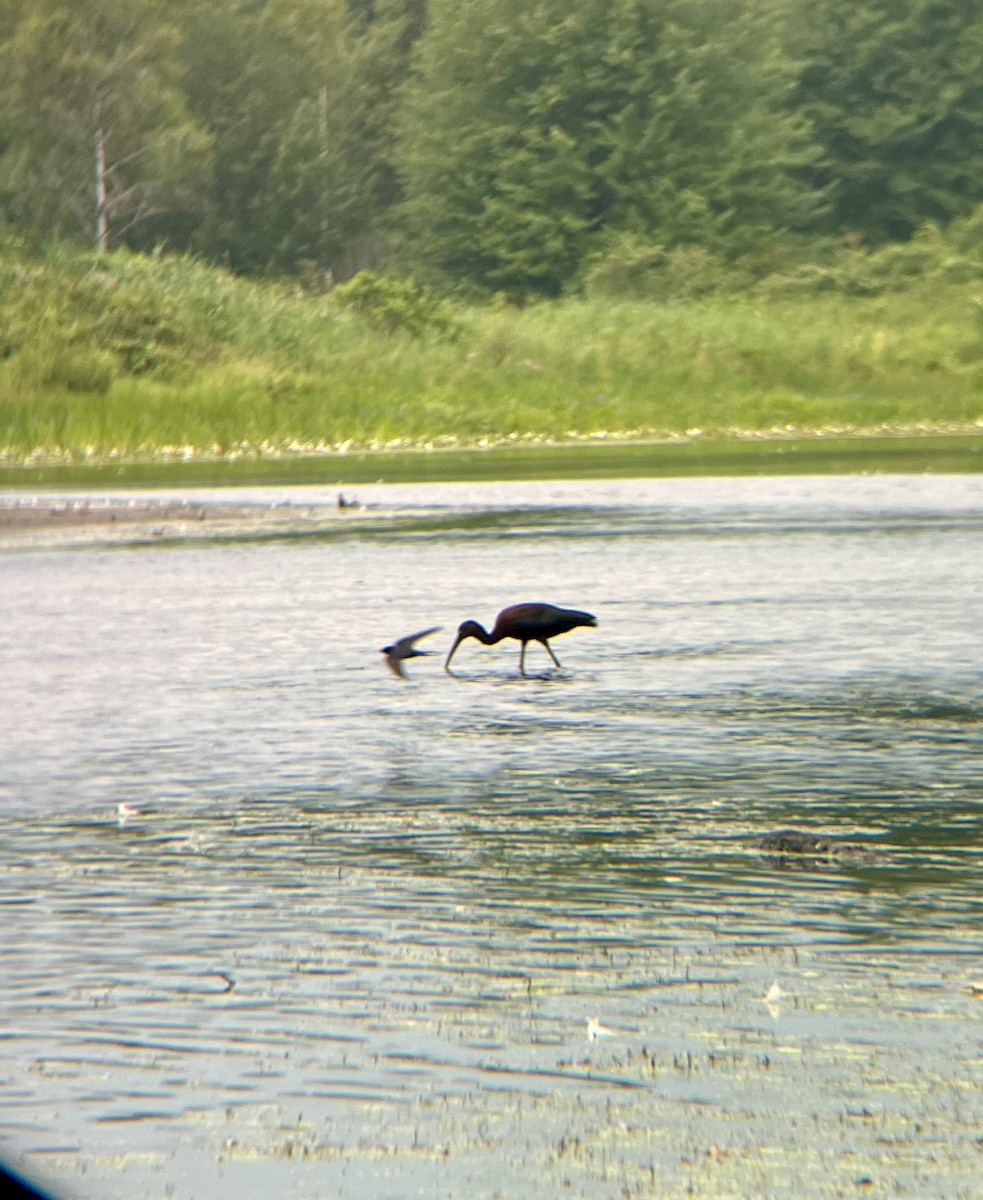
<box><xmin>380</xmin><ymin>625</ymin><xmax>442</xmax><ymax>679</ymax></box>
<box><xmin>444</xmin><ymin>602</ymin><xmax>596</xmax><ymax>676</ymax></box>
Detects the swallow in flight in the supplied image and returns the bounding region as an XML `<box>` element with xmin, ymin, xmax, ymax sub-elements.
<box><xmin>380</xmin><ymin>626</ymin><xmax>442</xmax><ymax>679</ymax></box>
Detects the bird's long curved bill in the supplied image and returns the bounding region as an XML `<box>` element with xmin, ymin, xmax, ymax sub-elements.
<box><xmin>444</xmin><ymin>634</ymin><xmax>464</xmax><ymax>673</ymax></box>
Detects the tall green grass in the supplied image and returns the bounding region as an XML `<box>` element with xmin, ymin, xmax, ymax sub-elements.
<box><xmin>2</xmin><ymin>240</ymin><xmax>982</xmax><ymax>463</ymax></box>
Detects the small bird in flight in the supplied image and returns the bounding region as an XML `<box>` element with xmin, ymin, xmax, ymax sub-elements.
<box><xmin>380</xmin><ymin>626</ymin><xmax>442</xmax><ymax>679</ymax></box>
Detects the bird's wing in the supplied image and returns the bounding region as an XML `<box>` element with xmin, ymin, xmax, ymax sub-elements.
<box><xmin>385</xmin><ymin>655</ymin><xmax>408</xmax><ymax>679</ymax></box>
<box><xmin>397</xmin><ymin>625</ymin><xmax>442</xmax><ymax>651</ymax></box>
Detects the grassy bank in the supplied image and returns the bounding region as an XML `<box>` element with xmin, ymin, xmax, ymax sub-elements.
<box><xmin>2</xmin><ymin>241</ymin><xmax>982</xmax><ymax>466</ymax></box>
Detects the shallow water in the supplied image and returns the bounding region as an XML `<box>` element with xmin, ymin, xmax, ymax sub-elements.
<box><xmin>3</xmin><ymin>430</ymin><xmax>983</xmax><ymax>492</ymax></box>
<box><xmin>1</xmin><ymin>474</ymin><xmax>981</xmax><ymax>1199</ymax></box>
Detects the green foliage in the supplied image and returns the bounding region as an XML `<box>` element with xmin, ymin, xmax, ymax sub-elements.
<box><xmin>1</xmin><ymin>242</ymin><xmax>981</xmax><ymax>465</ymax></box>
<box><xmin>0</xmin><ymin>240</ymin><xmax>339</xmax><ymax>399</ymax></box>
<box><xmin>269</xmin><ymin>0</ymin><xmax>424</xmax><ymax>276</ymax></box>
<box><xmin>0</xmin><ymin>0</ymin><xmax>211</xmax><ymax>249</ymax></box>
<box><xmin>2</xmin><ymin>0</ymin><xmax>983</xmax><ymax>288</ymax></box>
<box><xmin>759</xmin><ymin>208</ymin><xmax>983</xmax><ymax>296</ymax></box>
<box><xmin>178</xmin><ymin>0</ymin><xmax>422</xmax><ymax>275</ymax></box>
<box><xmin>941</xmin><ymin>203</ymin><xmax>983</xmax><ymax>261</ymax></box>
<box><xmin>175</xmin><ymin>0</ymin><xmax>319</xmax><ymax>271</ymax></box>
<box><xmin>331</xmin><ymin>272</ymin><xmax>462</xmax><ymax>339</ymax></box>
<box><xmin>583</xmin><ymin>235</ymin><xmax>741</xmax><ymax>300</ymax></box>
<box><xmin>589</xmin><ymin>206</ymin><xmax>983</xmax><ymax>302</ymax></box>
<box><xmin>791</xmin><ymin>0</ymin><xmax>983</xmax><ymax>242</ymax></box>
<box><xmin>396</xmin><ymin>0</ymin><xmax>824</xmax><ymax>295</ymax></box>
<box><xmin>4</xmin><ymin>330</ymin><xmax>116</xmax><ymax>396</ymax></box>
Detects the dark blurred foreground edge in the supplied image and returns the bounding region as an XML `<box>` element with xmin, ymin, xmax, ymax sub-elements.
<box><xmin>1</xmin><ymin>1159</ymin><xmax>62</xmax><ymax>1200</ymax></box>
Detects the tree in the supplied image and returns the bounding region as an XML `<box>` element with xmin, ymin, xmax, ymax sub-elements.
<box><xmin>396</xmin><ymin>0</ymin><xmax>824</xmax><ymax>294</ymax></box>
<box><xmin>0</xmin><ymin>0</ymin><xmax>211</xmax><ymax>250</ymax></box>
<box><xmin>266</xmin><ymin>0</ymin><xmax>425</xmax><ymax>277</ymax></box>
<box><xmin>178</xmin><ymin>0</ymin><xmax>423</xmax><ymax>276</ymax></box>
<box><xmin>791</xmin><ymin>0</ymin><xmax>983</xmax><ymax>242</ymax></box>
<box><xmin>173</xmin><ymin>0</ymin><xmax>311</xmax><ymax>272</ymax></box>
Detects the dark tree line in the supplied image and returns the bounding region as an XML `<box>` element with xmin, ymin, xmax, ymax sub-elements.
<box><xmin>1</xmin><ymin>0</ymin><xmax>981</xmax><ymax>294</ymax></box>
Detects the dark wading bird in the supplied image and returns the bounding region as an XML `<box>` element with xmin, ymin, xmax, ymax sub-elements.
<box><xmin>444</xmin><ymin>602</ymin><xmax>597</xmax><ymax>677</ymax></box>
<box><xmin>381</xmin><ymin>626</ymin><xmax>442</xmax><ymax>679</ymax></box>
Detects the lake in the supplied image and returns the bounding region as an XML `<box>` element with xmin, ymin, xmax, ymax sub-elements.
<box><xmin>1</xmin><ymin>472</ymin><xmax>981</xmax><ymax>1200</ymax></box>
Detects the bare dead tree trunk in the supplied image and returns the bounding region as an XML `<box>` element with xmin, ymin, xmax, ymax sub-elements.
<box><xmin>94</xmin><ymin>100</ymin><xmax>109</xmax><ymax>253</ymax></box>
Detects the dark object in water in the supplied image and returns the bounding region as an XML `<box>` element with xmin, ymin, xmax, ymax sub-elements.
<box><xmin>752</xmin><ymin>829</ymin><xmax>888</xmax><ymax>868</ymax></box>
<box><xmin>444</xmin><ymin>601</ymin><xmax>597</xmax><ymax>676</ymax></box>
<box><xmin>755</xmin><ymin>830</ymin><xmax>833</xmax><ymax>856</ymax></box>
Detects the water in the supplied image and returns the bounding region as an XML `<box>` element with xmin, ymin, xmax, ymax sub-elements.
<box><xmin>1</xmin><ymin>474</ymin><xmax>981</xmax><ymax>1199</ymax></box>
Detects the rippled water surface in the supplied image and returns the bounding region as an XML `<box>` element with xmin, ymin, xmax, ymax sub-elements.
<box><xmin>1</xmin><ymin>474</ymin><xmax>981</xmax><ymax>1200</ymax></box>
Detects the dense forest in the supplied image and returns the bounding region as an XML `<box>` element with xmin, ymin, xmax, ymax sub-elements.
<box><xmin>1</xmin><ymin>0</ymin><xmax>982</xmax><ymax>297</ymax></box>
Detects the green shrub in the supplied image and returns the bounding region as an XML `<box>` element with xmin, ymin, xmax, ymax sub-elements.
<box><xmin>583</xmin><ymin>234</ymin><xmax>741</xmax><ymax>301</ymax></box>
<box><xmin>760</xmin><ymin>218</ymin><xmax>983</xmax><ymax>298</ymax></box>
<box><xmin>946</xmin><ymin>203</ymin><xmax>983</xmax><ymax>259</ymax></box>
<box><xmin>331</xmin><ymin>272</ymin><xmax>461</xmax><ymax>340</ymax></box>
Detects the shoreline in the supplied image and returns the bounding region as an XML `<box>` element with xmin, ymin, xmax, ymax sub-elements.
<box><xmin>1</xmin><ymin>428</ymin><xmax>982</xmax><ymax>496</ymax></box>
<box><xmin>0</xmin><ymin>496</ymin><xmax>357</xmax><ymax>547</ymax></box>
<box><xmin>3</xmin><ymin>422</ymin><xmax>983</xmax><ymax>472</ymax></box>
<box><xmin>0</xmin><ymin>498</ymin><xmax>326</xmax><ymax>529</ymax></box>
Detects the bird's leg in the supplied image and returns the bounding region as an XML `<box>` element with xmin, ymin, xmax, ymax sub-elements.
<box><xmin>543</xmin><ymin>640</ymin><xmax>562</xmax><ymax>668</ymax></box>
<box><xmin>519</xmin><ymin>642</ymin><xmax>528</xmax><ymax>676</ymax></box>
